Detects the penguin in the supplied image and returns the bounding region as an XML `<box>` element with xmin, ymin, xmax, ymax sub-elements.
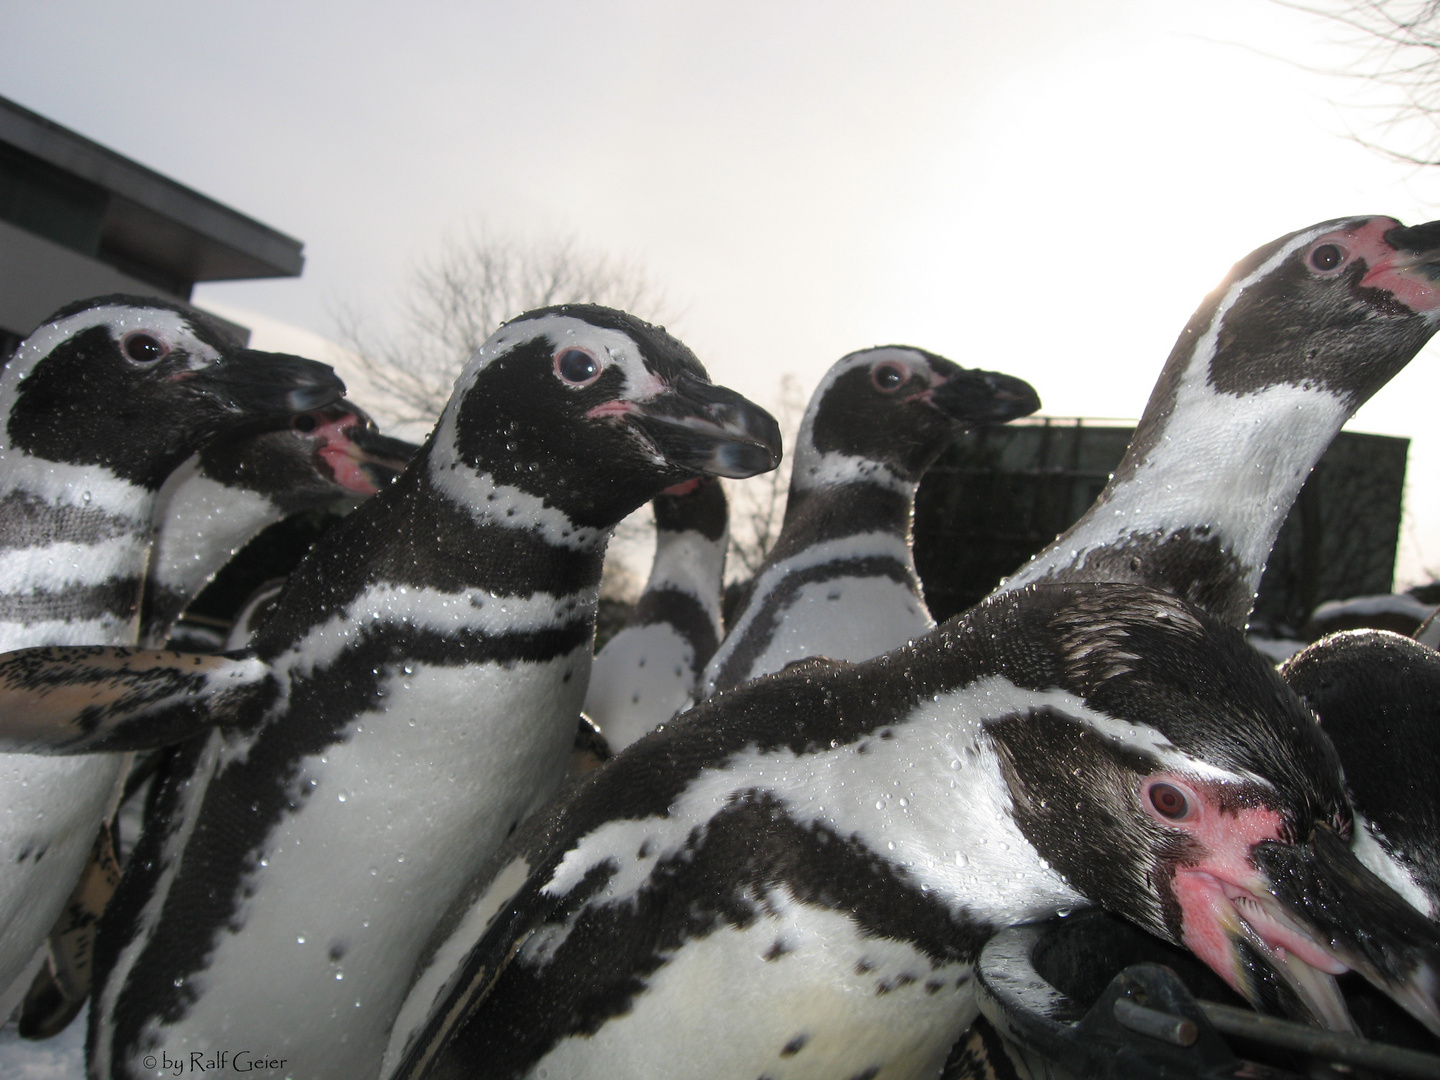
<box><xmin>700</xmin><ymin>347</ymin><xmax>1039</xmax><ymax>699</ymax></box>
<box><xmin>0</xmin><ymin>295</ymin><xmax>343</xmax><ymax>1016</ymax></box>
<box><xmin>583</xmin><ymin>477</ymin><xmax>729</xmax><ymax>752</ymax></box>
<box><xmin>967</xmin><ymin>214</ymin><xmax>1440</xmax><ymax>1075</ymax></box>
<box><xmin>0</xmin><ymin>305</ymin><xmax>781</xmax><ymax>1078</ymax></box>
<box><xmin>381</xmin><ymin>582</ymin><xmax>1440</xmax><ymax>1080</ymax></box>
<box><xmin>400</xmin><ymin>215</ymin><xmax>1440</xmax><ymax>1080</ymax></box>
<box><xmin>8</xmin><ymin>406</ymin><xmax>417</xmax><ymax>1039</ymax></box>
<box><xmin>1281</xmin><ymin>630</ymin><xmax>1440</xmax><ymax>920</ymax></box>
<box><xmin>998</xmin><ymin>216</ymin><xmax>1440</xmax><ymax>626</ymax></box>
<box><xmin>140</xmin><ymin>402</ymin><xmax>417</xmax><ymax>646</ymax></box>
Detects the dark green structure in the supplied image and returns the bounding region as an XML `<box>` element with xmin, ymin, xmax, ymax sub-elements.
<box><xmin>913</xmin><ymin>420</ymin><xmax>1409</xmax><ymax>634</ymax></box>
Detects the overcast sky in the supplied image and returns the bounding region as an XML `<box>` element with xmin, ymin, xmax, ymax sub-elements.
<box><xmin>7</xmin><ymin>0</ymin><xmax>1440</xmax><ymax>584</ymax></box>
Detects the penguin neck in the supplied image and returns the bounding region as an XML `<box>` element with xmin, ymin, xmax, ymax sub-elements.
<box><xmin>0</xmin><ymin>448</ymin><xmax>156</xmax><ymax>532</ymax></box>
<box><xmin>697</xmin><ymin>457</ymin><xmax>924</xmax><ymax>698</ymax></box>
<box><xmin>141</xmin><ymin>455</ymin><xmax>286</xmax><ymax>646</ymax></box>
<box><xmin>557</xmin><ymin>663</ymin><xmax>1087</xmax><ymax>933</ymax></box>
<box><xmin>255</xmin><ymin>447</ymin><xmax>612</xmax><ymax>661</ymax></box>
<box><xmin>1002</xmin><ymin>338</ymin><xmax>1352</xmax><ymax>627</ymax></box>
<box><xmin>772</xmin><ymin>436</ymin><xmax>917</xmax><ymax>564</ymax></box>
<box><xmin>768</xmin><ymin>671</ymin><xmax>1088</xmax><ymax>926</ymax></box>
<box><xmin>420</xmin><ymin>451</ymin><xmax>614</xmax><ymax>596</ymax></box>
<box><xmin>640</xmin><ymin>525</ymin><xmax>727</xmax><ymax>630</ymax></box>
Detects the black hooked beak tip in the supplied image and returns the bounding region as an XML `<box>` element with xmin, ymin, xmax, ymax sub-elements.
<box><xmin>1383</xmin><ymin>219</ymin><xmax>1440</xmax><ymax>279</ymax></box>
<box><xmin>928</xmin><ymin>368</ymin><xmax>1041</xmax><ymax>426</ymax></box>
<box><xmin>194</xmin><ymin>350</ymin><xmax>347</xmax><ymax>416</ymax></box>
<box><xmin>1252</xmin><ymin>824</ymin><xmax>1440</xmax><ymax>1036</ymax></box>
<box><xmin>633</xmin><ymin>374</ymin><xmax>783</xmax><ymax>479</ymax></box>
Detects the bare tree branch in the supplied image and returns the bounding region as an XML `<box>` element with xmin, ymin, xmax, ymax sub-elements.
<box><xmin>1279</xmin><ymin>0</ymin><xmax>1440</xmax><ymax>164</ymax></box>
<box><xmin>335</xmin><ymin>228</ymin><xmax>670</xmax><ymax>426</ymax></box>
<box><xmin>724</xmin><ymin>373</ymin><xmax>806</xmax><ymax>582</ymax></box>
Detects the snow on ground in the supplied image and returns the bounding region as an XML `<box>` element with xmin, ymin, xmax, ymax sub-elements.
<box><xmin>0</xmin><ymin>1007</ymin><xmax>87</xmax><ymax>1079</ymax></box>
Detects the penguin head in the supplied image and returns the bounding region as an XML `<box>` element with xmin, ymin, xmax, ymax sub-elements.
<box><xmin>1137</xmin><ymin>214</ymin><xmax>1440</xmax><ymax>432</ymax></box>
<box><xmin>429</xmin><ymin>305</ymin><xmax>781</xmax><ymax>530</ymax></box>
<box><xmin>2</xmin><ymin>295</ymin><xmax>345</xmax><ymax>488</ymax></box>
<box><xmin>793</xmin><ymin>346</ymin><xmax>1038</xmax><ymax>489</ymax></box>
<box><xmin>198</xmin><ymin>402</ymin><xmax>417</xmax><ymax>511</ymax></box>
<box><xmin>1282</xmin><ymin>629</ymin><xmax>1440</xmax><ymax>921</ymax></box>
<box><xmin>981</xmin><ymin>583</ymin><xmax>1440</xmax><ymax>1035</ymax></box>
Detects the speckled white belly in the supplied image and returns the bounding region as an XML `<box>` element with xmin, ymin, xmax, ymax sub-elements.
<box><xmin>527</xmin><ymin>889</ymin><xmax>975</xmax><ymax>1080</ymax></box>
<box><xmin>586</xmin><ymin>623</ymin><xmax>696</xmax><ymax>751</ymax></box>
<box><xmin>745</xmin><ymin>574</ymin><xmax>932</xmax><ymax>681</ymax></box>
<box><xmin>130</xmin><ymin>645</ymin><xmax>589</xmax><ymax>1080</ymax></box>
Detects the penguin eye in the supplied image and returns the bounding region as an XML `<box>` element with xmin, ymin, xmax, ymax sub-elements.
<box><xmin>555</xmin><ymin>348</ymin><xmax>602</xmax><ymax>386</ymax></box>
<box><xmin>1309</xmin><ymin>243</ymin><xmax>1347</xmax><ymax>273</ymax></box>
<box><xmin>872</xmin><ymin>362</ymin><xmax>907</xmax><ymax>392</ymax></box>
<box><xmin>292</xmin><ymin>413</ymin><xmax>319</xmax><ymax>434</ymax></box>
<box><xmin>122</xmin><ymin>332</ymin><xmax>169</xmax><ymax>365</ymax></box>
<box><xmin>1148</xmin><ymin>782</ymin><xmax>1191</xmax><ymax>821</ymax></box>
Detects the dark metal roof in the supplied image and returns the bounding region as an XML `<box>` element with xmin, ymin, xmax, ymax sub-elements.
<box><xmin>0</xmin><ymin>94</ymin><xmax>303</xmax><ymax>285</ymax></box>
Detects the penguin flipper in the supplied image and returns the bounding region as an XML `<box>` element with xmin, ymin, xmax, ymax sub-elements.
<box><xmin>0</xmin><ymin>646</ymin><xmax>270</xmax><ymax>752</ymax></box>
<box><xmin>18</xmin><ymin>820</ymin><xmax>121</xmax><ymax>1038</ymax></box>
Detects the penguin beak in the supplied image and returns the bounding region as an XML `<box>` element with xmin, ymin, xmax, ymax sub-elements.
<box><xmin>1249</xmin><ymin>826</ymin><xmax>1440</xmax><ymax>1032</ymax></box>
<box><xmin>1183</xmin><ymin>825</ymin><xmax>1440</xmax><ymax>1036</ymax></box>
<box><xmin>627</xmin><ymin>375</ymin><xmax>783</xmax><ymax>479</ymax></box>
<box><xmin>1371</xmin><ymin>220</ymin><xmax>1440</xmax><ymax>313</ymax></box>
<box><xmin>181</xmin><ymin>349</ymin><xmax>347</xmax><ymax>417</ymax></box>
<box><xmin>922</xmin><ymin>369</ymin><xmax>1040</xmax><ymax>426</ymax></box>
<box><xmin>1382</xmin><ymin>220</ymin><xmax>1440</xmax><ymax>280</ymax></box>
<box><xmin>337</xmin><ymin>423</ymin><xmax>419</xmax><ymax>494</ymax></box>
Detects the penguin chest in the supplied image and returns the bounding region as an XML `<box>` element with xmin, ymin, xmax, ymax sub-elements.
<box><xmin>585</xmin><ymin>623</ymin><xmax>697</xmax><ymax>747</ymax></box>
<box><xmin>522</xmin><ymin>891</ymin><xmax>975</xmax><ymax>1080</ymax></box>
<box><xmin>149</xmin><ymin>474</ymin><xmax>280</xmax><ymax>616</ymax></box>
<box><xmin>746</xmin><ymin>573</ymin><xmax>932</xmax><ymax>679</ymax></box>
<box><xmin>136</xmin><ymin>645</ymin><xmax>590</xmax><ymax>1078</ymax></box>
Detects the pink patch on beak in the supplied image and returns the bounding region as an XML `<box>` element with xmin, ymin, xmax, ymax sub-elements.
<box><xmin>1172</xmin><ymin>800</ymin><xmax>1348</xmax><ymax>994</ymax></box>
<box><xmin>311</xmin><ymin>414</ymin><xmax>381</xmax><ymax>496</ymax></box>
<box><xmin>1344</xmin><ymin>218</ymin><xmax>1440</xmax><ymax>314</ymax></box>
<box><xmin>660</xmin><ymin>478</ymin><xmax>703</xmax><ymax>497</ymax></box>
<box><xmin>586</xmin><ymin>401</ymin><xmax>635</xmax><ymax>419</ymax></box>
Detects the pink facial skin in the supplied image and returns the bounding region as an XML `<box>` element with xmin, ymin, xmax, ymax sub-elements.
<box><xmin>659</xmin><ymin>477</ymin><xmax>704</xmax><ymax>497</ymax></box>
<box><xmin>311</xmin><ymin>412</ymin><xmax>382</xmax><ymax>497</ymax></box>
<box><xmin>1310</xmin><ymin>218</ymin><xmax>1440</xmax><ymax>314</ymax></box>
<box><xmin>585</xmin><ymin>400</ymin><xmax>635</xmax><ymax>419</ymax></box>
<box><xmin>1140</xmin><ymin>774</ymin><xmax>1349</xmax><ymax>999</ymax></box>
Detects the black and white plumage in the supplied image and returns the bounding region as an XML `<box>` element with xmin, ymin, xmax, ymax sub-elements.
<box><xmin>140</xmin><ymin>401</ymin><xmax>416</xmax><ymax>646</ymax></box>
<box><xmin>4</xmin><ymin>406</ymin><xmax>416</xmax><ymax>1035</ymax></box>
<box><xmin>583</xmin><ymin>478</ymin><xmax>728</xmax><ymax>752</ymax></box>
<box><xmin>0</xmin><ymin>306</ymin><xmax>780</xmax><ymax>1079</ymax></box>
<box><xmin>1282</xmin><ymin>630</ymin><xmax>1440</xmax><ymax>920</ymax></box>
<box><xmin>384</xmin><ymin>583</ymin><xmax>1440</xmax><ymax>1080</ymax></box>
<box><xmin>222</xmin><ymin>577</ymin><xmax>290</xmax><ymax>651</ymax></box>
<box><xmin>700</xmin><ymin>347</ymin><xmax>1038</xmax><ymax>699</ymax></box>
<box><xmin>0</xmin><ymin>295</ymin><xmax>342</xmax><ymax>1011</ymax></box>
<box><xmin>968</xmin><ymin>216</ymin><xmax>1440</xmax><ymax>1074</ymax></box>
<box><xmin>999</xmin><ymin>216</ymin><xmax>1440</xmax><ymax>625</ymax></box>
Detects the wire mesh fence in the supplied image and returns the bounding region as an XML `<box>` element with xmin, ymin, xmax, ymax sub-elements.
<box><xmin>913</xmin><ymin>418</ymin><xmax>1408</xmax><ymax>634</ymax></box>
